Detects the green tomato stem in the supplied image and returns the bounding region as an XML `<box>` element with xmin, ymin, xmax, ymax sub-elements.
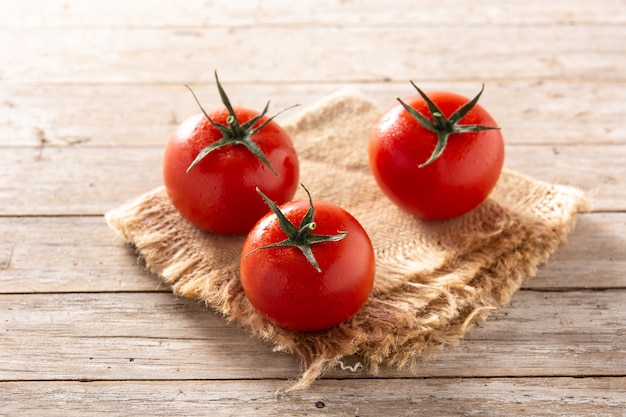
<box><xmin>244</xmin><ymin>185</ymin><xmax>348</xmax><ymax>273</ymax></box>
<box><xmin>184</xmin><ymin>71</ymin><xmax>298</xmax><ymax>175</ymax></box>
<box><xmin>397</xmin><ymin>82</ymin><xmax>500</xmax><ymax>168</ymax></box>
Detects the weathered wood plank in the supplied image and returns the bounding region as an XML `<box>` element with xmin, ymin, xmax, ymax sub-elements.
<box><xmin>0</xmin><ymin>145</ymin><xmax>622</xmax><ymax>215</ymax></box>
<box><xmin>530</xmin><ymin>212</ymin><xmax>626</xmax><ymax>290</ymax></box>
<box><xmin>1</xmin><ymin>25</ymin><xmax>624</xmax><ymax>85</ymax></box>
<box><xmin>0</xmin><ymin>147</ymin><xmax>164</xmax><ymax>216</ymax></box>
<box><xmin>502</xmin><ymin>145</ymin><xmax>626</xmax><ymax>212</ymax></box>
<box><xmin>1</xmin><ymin>291</ymin><xmax>623</xmax><ymax>381</ymax></box>
<box><xmin>0</xmin><ymin>213</ymin><xmax>623</xmax><ymax>293</ymax></box>
<box><xmin>3</xmin><ymin>0</ymin><xmax>625</xmax><ymax>28</ymax></box>
<box><xmin>0</xmin><ymin>216</ymin><xmax>159</xmax><ymax>293</ymax></box>
<box><xmin>1</xmin><ymin>378</ymin><xmax>624</xmax><ymax>417</ymax></box>
<box><xmin>2</xmin><ymin>81</ymin><xmax>624</xmax><ymax>147</ymax></box>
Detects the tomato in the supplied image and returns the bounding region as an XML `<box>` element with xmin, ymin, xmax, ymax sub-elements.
<box><xmin>369</xmin><ymin>82</ymin><xmax>505</xmax><ymax>221</ymax></box>
<box><xmin>163</xmin><ymin>72</ymin><xmax>299</xmax><ymax>234</ymax></box>
<box><xmin>240</xmin><ymin>187</ymin><xmax>376</xmax><ymax>332</ymax></box>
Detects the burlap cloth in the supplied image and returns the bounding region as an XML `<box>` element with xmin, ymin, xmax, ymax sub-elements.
<box><xmin>106</xmin><ymin>88</ymin><xmax>588</xmax><ymax>391</ymax></box>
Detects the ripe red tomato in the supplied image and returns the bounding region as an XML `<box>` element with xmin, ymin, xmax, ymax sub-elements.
<box><xmin>163</xmin><ymin>72</ymin><xmax>299</xmax><ymax>234</ymax></box>
<box><xmin>369</xmin><ymin>83</ymin><xmax>505</xmax><ymax>220</ymax></box>
<box><xmin>240</xmin><ymin>187</ymin><xmax>376</xmax><ymax>332</ymax></box>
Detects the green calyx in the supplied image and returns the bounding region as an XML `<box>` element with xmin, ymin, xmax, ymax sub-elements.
<box><xmin>397</xmin><ymin>81</ymin><xmax>500</xmax><ymax>168</ymax></box>
<box><xmin>245</xmin><ymin>185</ymin><xmax>348</xmax><ymax>273</ymax></box>
<box><xmin>185</xmin><ymin>71</ymin><xmax>298</xmax><ymax>175</ymax></box>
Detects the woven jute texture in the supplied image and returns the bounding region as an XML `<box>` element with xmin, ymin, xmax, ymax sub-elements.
<box><xmin>106</xmin><ymin>88</ymin><xmax>588</xmax><ymax>391</ymax></box>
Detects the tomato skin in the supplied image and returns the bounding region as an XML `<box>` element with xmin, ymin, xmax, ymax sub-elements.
<box><xmin>163</xmin><ymin>107</ymin><xmax>299</xmax><ymax>234</ymax></box>
<box><xmin>240</xmin><ymin>200</ymin><xmax>375</xmax><ymax>332</ymax></box>
<box><xmin>369</xmin><ymin>91</ymin><xmax>505</xmax><ymax>220</ymax></box>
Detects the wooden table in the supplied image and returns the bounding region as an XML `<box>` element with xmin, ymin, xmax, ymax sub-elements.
<box><xmin>1</xmin><ymin>1</ymin><xmax>625</xmax><ymax>415</ymax></box>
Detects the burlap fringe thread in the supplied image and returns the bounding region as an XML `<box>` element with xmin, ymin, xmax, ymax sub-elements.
<box><xmin>106</xmin><ymin>88</ymin><xmax>589</xmax><ymax>392</ymax></box>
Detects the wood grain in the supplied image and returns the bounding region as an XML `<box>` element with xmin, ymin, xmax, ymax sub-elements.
<box><xmin>3</xmin><ymin>0</ymin><xmax>626</xmax><ymax>27</ymax></box>
<box><xmin>1</xmin><ymin>25</ymin><xmax>624</xmax><ymax>85</ymax></box>
<box><xmin>2</xmin><ymin>82</ymin><xmax>625</xmax><ymax>148</ymax></box>
<box><xmin>2</xmin><ymin>378</ymin><xmax>624</xmax><ymax>417</ymax></box>
<box><xmin>1</xmin><ymin>291</ymin><xmax>624</xmax><ymax>381</ymax></box>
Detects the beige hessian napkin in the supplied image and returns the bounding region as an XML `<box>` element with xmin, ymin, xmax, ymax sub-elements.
<box><xmin>106</xmin><ymin>88</ymin><xmax>588</xmax><ymax>391</ymax></box>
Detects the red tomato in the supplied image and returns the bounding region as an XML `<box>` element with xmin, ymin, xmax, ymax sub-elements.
<box><xmin>163</xmin><ymin>73</ymin><xmax>299</xmax><ymax>234</ymax></box>
<box><xmin>369</xmin><ymin>83</ymin><xmax>504</xmax><ymax>220</ymax></box>
<box><xmin>240</xmin><ymin>187</ymin><xmax>375</xmax><ymax>332</ymax></box>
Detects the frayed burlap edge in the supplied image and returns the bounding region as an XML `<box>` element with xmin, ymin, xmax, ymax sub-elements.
<box><xmin>105</xmin><ymin>88</ymin><xmax>589</xmax><ymax>392</ymax></box>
